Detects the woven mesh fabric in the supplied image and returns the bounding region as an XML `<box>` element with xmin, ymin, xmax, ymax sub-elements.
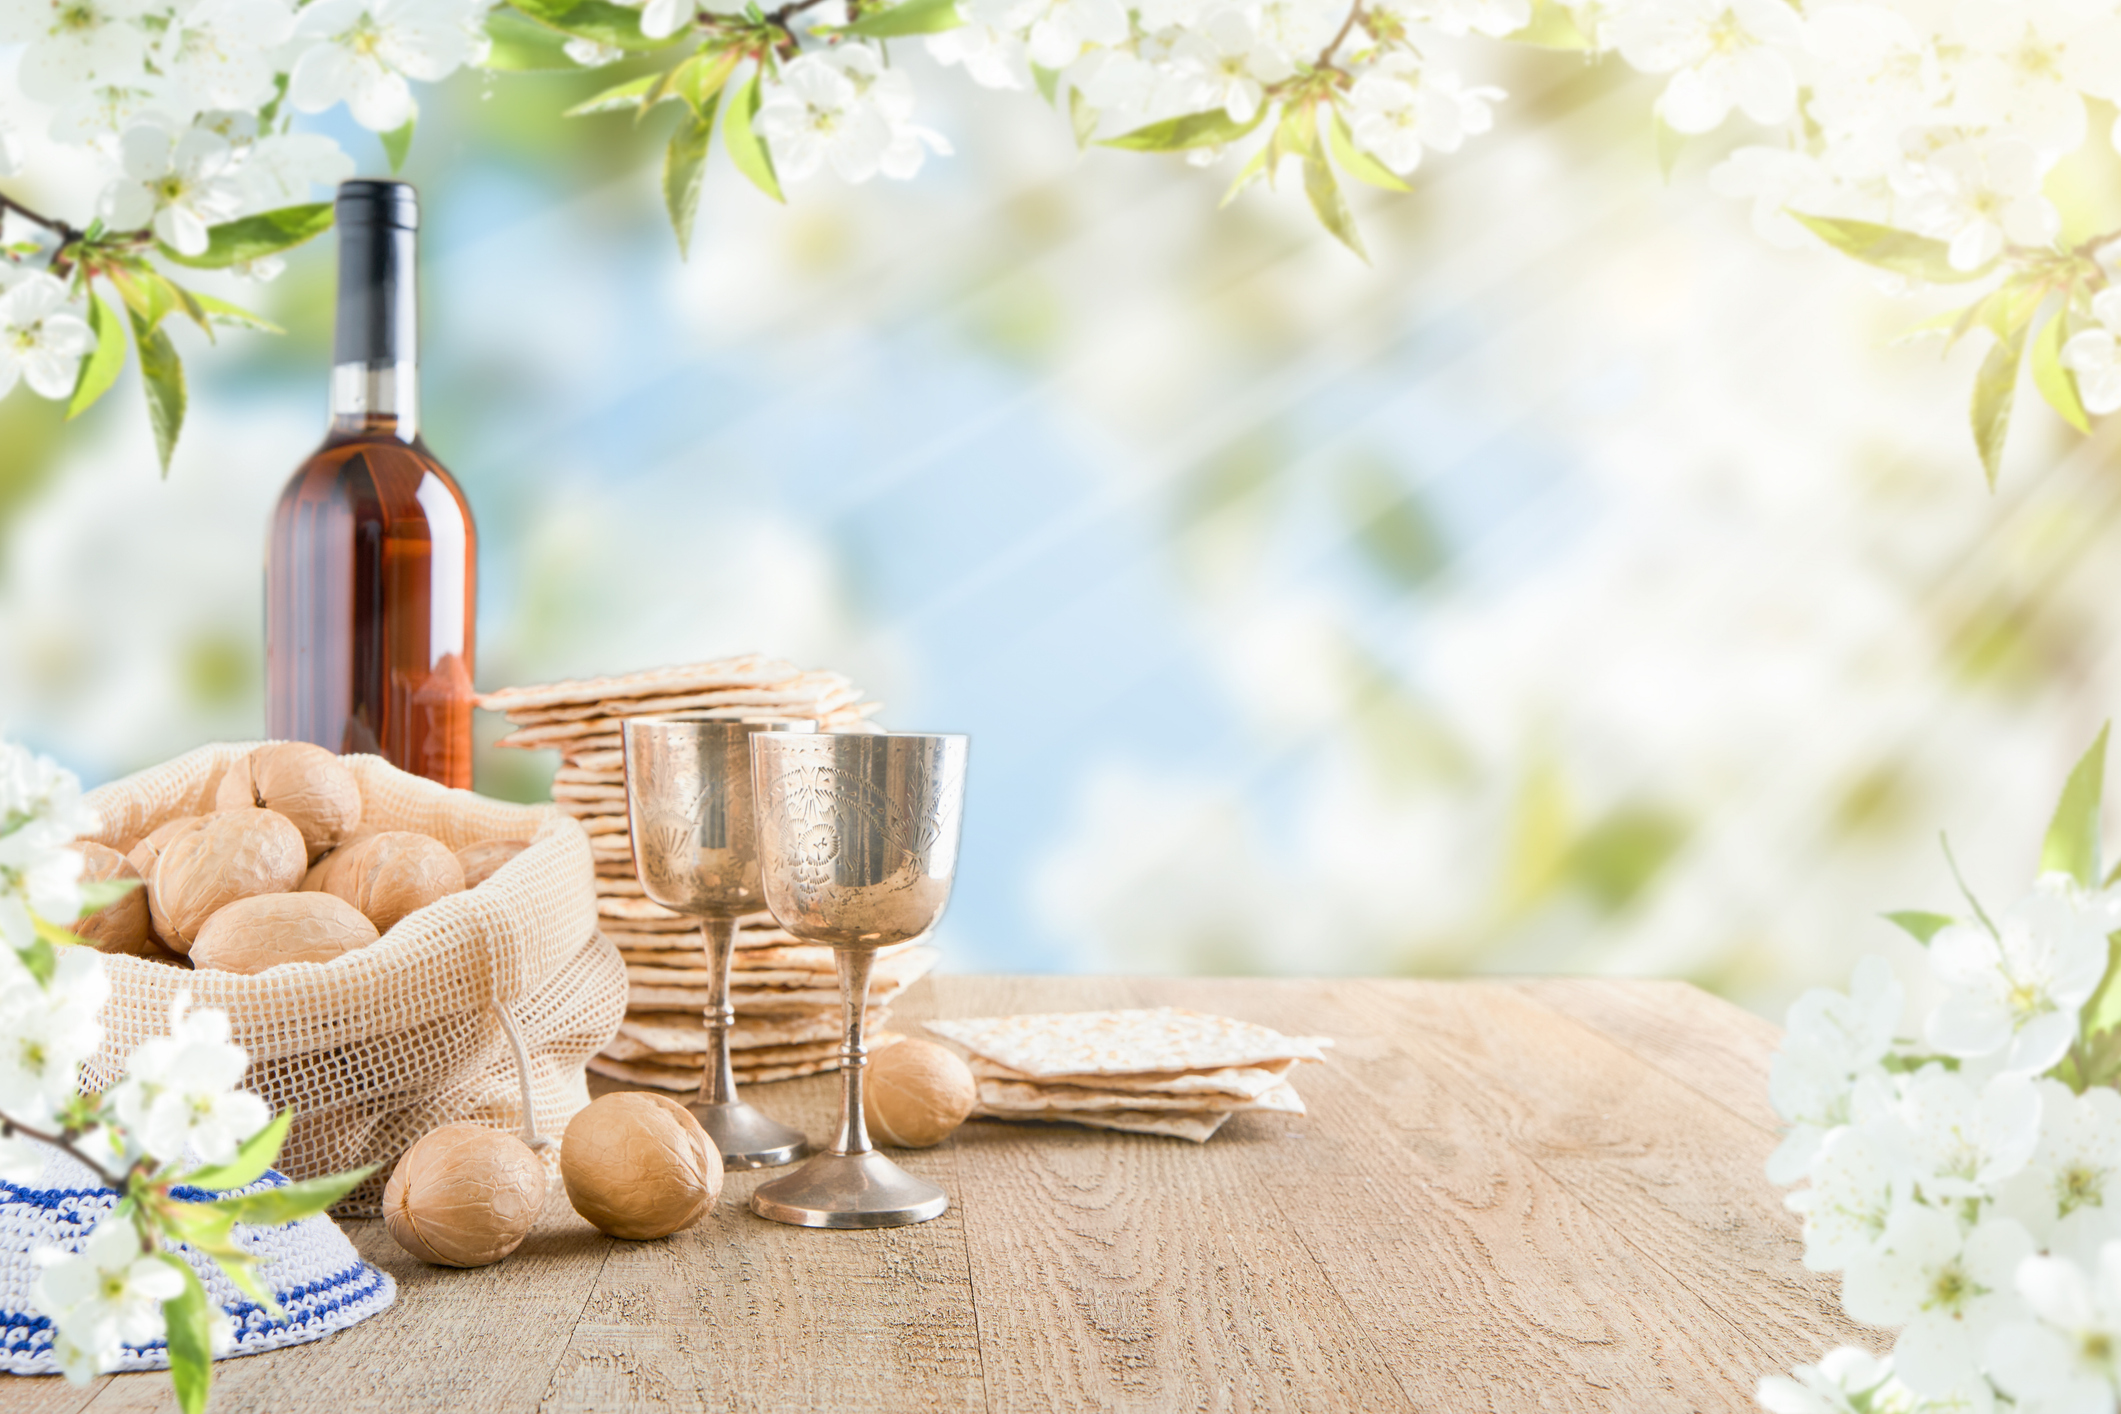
<box><xmin>2</xmin><ymin>1141</ymin><xmax>397</xmax><ymax>1376</ymax></box>
<box><xmin>77</xmin><ymin>743</ymin><xmax>626</xmax><ymax>1214</ymax></box>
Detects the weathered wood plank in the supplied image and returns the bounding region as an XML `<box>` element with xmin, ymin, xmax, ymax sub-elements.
<box><xmin>1330</xmin><ymin>980</ymin><xmax>1875</xmax><ymax>1366</ymax></box>
<box><xmin>1508</xmin><ymin>977</ymin><xmax>1783</xmax><ymax>1132</ymax></box>
<box><xmin>0</xmin><ymin>976</ymin><xmax>1862</xmax><ymax>1414</ymax></box>
<box><xmin>933</xmin><ymin>975</ymin><xmax>1414</xmax><ymax>1414</ymax></box>
<box><xmin>1108</xmin><ymin>976</ymin><xmax>1810</xmax><ymax>1412</ymax></box>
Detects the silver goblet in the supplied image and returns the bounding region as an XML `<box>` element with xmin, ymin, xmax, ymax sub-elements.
<box><xmin>622</xmin><ymin>715</ymin><xmax>817</xmax><ymax>1169</ymax></box>
<box><xmin>747</xmin><ymin>731</ymin><xmax>970</xmax><ymax>1229</ymax></box>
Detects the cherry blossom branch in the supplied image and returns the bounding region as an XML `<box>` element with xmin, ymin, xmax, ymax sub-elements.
<box><xmin>0</xmin><ymin>1114</ymin><xmax>127</xmax><ymax>1190</ymax></box>
<box><xmin>1319</xmin><ymin>0</ymin><xmax>1367</xmax><ymax>69</ymax></box>
<box><xmin>0</xmin><ymin>190</ymin><xmax>82</xmax><ymax>244</ymax></box>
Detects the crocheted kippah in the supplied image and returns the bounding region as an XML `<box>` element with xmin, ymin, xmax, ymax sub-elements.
<box><xmin>0</xmin><ymin>1141</ymin><xmax>395</xmax><ymax>1376</ymax></box>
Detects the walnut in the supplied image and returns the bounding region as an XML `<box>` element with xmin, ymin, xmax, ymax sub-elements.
<box><xmin>147</xmin><ymin>808</ymin><xmax>307</xmax><ymax>954</ymax></box>
<box><xmin>67</xmin><ymin>841</ymin><xmax>153</xmax><ymax>957</ymax></box>
<box><xmin>383</xmin><ymin>1125</ymin><xmax>549</xmax><ymax>1268</ymax></box>
<box><xmin>216</xmin><ymin>743</ymin><xmax>363</xmax><ymax>862</ymax></box>
<box><xmin>190</xmin><ymin>892</ymin><xmax>381</xmax><ymax>974</ymax></box>
<box><xmin>323</xmin><ymin>831</ymin><xmax>465</xmax><ymax>933</ymax></box>
<box><xmin>301</xmin><ymin>828</ymin><xmax>377</xmax><ymax>894</ymax></box>
<box><xmin>456</xmin><ymin>838</ymin><xmax>529</xmax><ymax>889</ymax></box>
<box><xmin>560</xmin><ymin>1092</ymin><xmax>721</xmax><ymax>1240</ymax></box>
<box><xmin>862</xmin><ymin>1038</ymin><xmax>976</xmax><ymax>1148</ymax></box>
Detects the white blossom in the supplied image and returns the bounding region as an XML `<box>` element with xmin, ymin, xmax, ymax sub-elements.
<box><xmin>99</xmin><ymin>120</ymin><xmax>246</xmax><ymax>255</ymax></box>
<box><xmin>1951</xmin><ymin>0</ymin><xmax>2121</xmax><ymax>158</ymax></box>
<box><xmin>287</xmin><ymin>0</ymin><xmax>479</xmax><ymax>132</ymax></box>
<box><xmin>1926</xmin><ymin>878</ymin><xmax>2113</xmax><ymax>1074</ymax></box>
<box><xmin>154</xmin><ymin>0</ymin><xmax>294</xmax><ymax>114</ymax></box>
<box><xmin>237</xmin><ymin>131</ymin><xmax>356</xmax><ymax>211</ymax></box>
<box><xmin>30</xmin><ymin>1219</ymin><xmax>184</xmax><ymax>1381</ymax></box>
<box><xmin>2061</xmin><ymin>288</ymin><xmax>2121</xmax><ymax>418</ymax></box>
<box><xmin>1345</xmin><ymin>56</ymin><xmax>1505</xmax><ymax>177</ymax></box>
<box><xmin>1605</xmin><ymin>0</ymin><xmax>1804</xmax><ymax>135</ymax></box>
<box><xmin>1768</xmin><ymin>955</ymin><xmax>1903</xmax><ymax>1182</ymax></box>
<box><xmin>1841</xmin><ymin>1206</ymin><xmax>2034</xmax><ymax>1395</ymax></box>
<box><xmin>0</xmin><ymin>1131</ymin><xmax>46</xmax><ymax>1185</ymax></box>
<box><xmin>0</xmin><ymin>944</ymin><xmax>107</xmax><ymax>1126</ymax></box>
<box><xmin>109</xmin><ymin>994</ymin><xmax>269</xmax><ymax>1166</ymax></box>
<box><xmin>1993</xmin><ymin>1081</ymin><xmax>2121</xmax><ymax>1259</ymax></box>
<box><xmin>1902</xmin><ymin>139</ymin><xmax>2060</xmax><ymax>274</ymax></box>
<box><xmin>563</xmin><ymin>36</ymin><xmax>622</xmax><ymax>66</ymax></box>
<box><xmin>0</xmin><ymin>0</ymin><xmax>151</xmax><ymax>106</ymax></box>
<box><xmin>757</xmin><ymin>47</ymin><xmax>946</xmax><ymax>184</ymax></box>
<box><xmin>1167</xmin><ymin>9</ymin><xmax>1287</xmax><ymax>125</ymax></box>
<box><xmin>1987</xmin><ymin>1247</ymin><xmax>2121</xmax><ymax>1414</ymax></box>
<box><xmin>0</xmin><ymin>274</ymin><xmax>96</xmax><ymax>406</ymax></box>
<box><xmin>1757</xmin><ymin>1347</ymin><xmax>1910</xmax><ymax>1414</ymax></box>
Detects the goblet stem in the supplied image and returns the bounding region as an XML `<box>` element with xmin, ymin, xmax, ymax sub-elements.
<box><xmin>694</xmin><ymin>914</ymin><xmax>739</xmax><ymax>1109</ymax></box>
<box><xmin>831</xmin><ymin>947</ymin><xmax>877</xmax><ymax>1158</ymax></box>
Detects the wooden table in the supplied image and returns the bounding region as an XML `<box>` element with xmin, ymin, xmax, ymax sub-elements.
<box><xmin>11</xmin><ymin>976</ymin><xmax>1873</xmax><ymax>1413</ymax></box>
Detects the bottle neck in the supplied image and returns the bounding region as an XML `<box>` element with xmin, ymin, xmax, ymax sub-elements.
<box><xmin>330</xmin><ymin>362</ymin><xmax>419</xmax><ymax>436</ymax></box>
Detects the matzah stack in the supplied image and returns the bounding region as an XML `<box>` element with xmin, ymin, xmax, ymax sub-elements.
<box><xmin>925</xmin><ymin>1009</ymin><xmax>1331</xmax><ymax>1143</ymax></box>
<box><xmin>478</xmin><ymin>655</ymin><xmax>918</xmax><ymax>1089</ymax></box>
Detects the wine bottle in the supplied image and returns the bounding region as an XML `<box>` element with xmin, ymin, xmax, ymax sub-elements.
<box><xmin>265</xmin><ymin>179</ymin><xmax>476</xmax><ymax>789</ymax></box>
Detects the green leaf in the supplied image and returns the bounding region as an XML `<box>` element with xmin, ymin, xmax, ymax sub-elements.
<box><xmin>128</xmin><ymin>306</ymin><xmax>186</xmax><ymax>476</ymax></box>
<box><xmin>175</xmin><ymin>1110</ymin><xmax>292</xmax><ymax>1193</ymax></box>
<box><xmin>1972</xmin><ymin>306</ymin><xmax>2030</xmax><ymax>489</ymax></box>
<box><xmin>1326</xmin><ymin>110</ymin><xmax>1409</xmax><ymax>193</ymax></box>
<box><xmin>1789</xmin><ymin>213</ymin><xmax>1992</xmax><ymax>285</ymax></box>
<box><xmin>482</xmin><ymin>5</ymin><xmax>584</xmax><ymax>68</ymax></box>
<box><xmin>189</xmin><ymin>291</ymin><xmax>284</xmax><ymax>335</ymax></box>
<box><xmin>841</xmin><ymin>0</ymin><xmax>962</xmax><ymax>36</ymax></box>
<box><xmin>156</xmin><ymin>1256</ymin><xmax>214</xmax><ymax>1414</ymax></box>
<box><xmin>18</xmin><ymin>934</ymin><xmax>57</xmax><ymax>984</ymax></box>
<box><xmin>158</xmin><ymin>1203</ymin><xmax>275</xmax><ymax>1310</ymax></box>
<box><xmin>505</xmin><ymin>0</ymin><xmax>677</xmax><ymax>49</ymax></box>
<box><xmin>1505</xmin><ymin>0</ymin><xmax>1590</xmax><ymax>47</ymax></box>
<box><xmin>674</xmin><ymin>46</ymin><xmax>741</xmax><ymax>114</ymax></box>
<box><xmin>2081</xmin><ymin>940</ymin><xmax>2121</xmax><ymax>1043</ymax></box>
<box><xmin>203</xmin><ymin>1166</ymin><xmax>377</xmax><ymax>1226</ymax></box>
<box><xmin>2032</xmin><ymin>306</ymin><xmax>2093</xmax><ymax>435</ymax></box>
<box><xmin>106</xmin><ymin>263</ymin><xmax>181</xmax><ymax>329</ymax></box>
<box><xmin>157</xmin><ymin>203</ymin><xmax>335</xmax><ymax>270</ymax></box>
<box><xmin>2042</xmin><ymin>723</ymin><xmax>2109</xmax><ymax>889</ymax></box>
<box><xmin>723</xmin><ymin>72</ymin><xmax>783</xmax><ymax>204</ymax></box>
<box><xmin>1883</xmin><ymin>910</ymin><xmax>1956</xmax><ymax>945</ymax></box>
<box><xmin>1654</xmin><ymin>116</ymin><xmax>1684</xmax><ymax>183</ymax></box>
<box><xmin>663</xmin><ymin>94</ymin><xmax>718</xmax><ymax>256</ymax></box>
<box><xmin>1220</xmin><ymin>141</ymin><xmax>1271</xmax><ymax>208</ymax></box>
<box><xmin>1032</xmin><ymin>63</ymin><xmax>1060</xmax><ymax>105</ymax></box>
<box><xmin>1302</xmin><ymin>118</ymin><xmax>1366</xmax><ymax>262</ymax></box>
<box><xmin>1068</xmin><ymin>86</ymin><xmax>1097</xmax><ymax>149</ymax></box>
<box><xmin>565</xmin><ymin>72</ymin><xmax>660</xmax><ymax>116</ymax></box>
<box><xmin>65</xmin><ymin>292</ymin><xmax>126</xmax><ymax>421</ymax></box>
<box><xmin>381</xmin><ymin>116</ymin><xmax>415</xmax><ymax>174</ymax></box>
<box><xmin>1103</xmin><ymin>105</ymin><xmax>1265</xmax><ymax>153</ymax></box>
<box><xmin>31</xmin><ymin>914</ymin><xmax>91</xmax><ymax>950</ymax></box>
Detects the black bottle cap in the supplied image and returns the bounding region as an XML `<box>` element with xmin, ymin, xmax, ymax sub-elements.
<box><xmin>333</xmin><ymin>180</ymin><xmax>419</xmax><ymax>368</ymax></box>
<box><xmin>336</xmin><ymin>180</ymin><xmax>419</xmax><ymax>231</ymax></box>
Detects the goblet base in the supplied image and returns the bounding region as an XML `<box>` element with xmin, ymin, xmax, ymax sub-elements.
<box><xmin>749</xmin><ymin>1150</ymin><xmax>949</xmax><ymax>1229</ymax></box>
<box><xmin>690</xmin><ymin>1101</ymin><xmax>811</xmax><ymax>1170</ymax></box>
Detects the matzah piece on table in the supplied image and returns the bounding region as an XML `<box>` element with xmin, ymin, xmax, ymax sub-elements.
<box><xmin>591</xmin><ymin>1054</ymin><xmax>837</xmax><ymax>1090</ymax></box>
<box><xmin>927</xmin><ymin>1008</ymin><xmax>1331</xmax><ymax>1077</ymax></box>
<box><xmin>973</xmin><ymin>1078</ymin><xmax>1306</xmax><ymax>1116</ymax></box>
<box><xmin>631</xmin><ymin>970</ymin><xmax>923</xmax><ymax>1013</ymax></box>
<box><xmin>507</xmin><ymin>678</ymin><xmax>855</xmax><ymax>726</ymax></box>
<box><xmin>474</xmin><ymin>655</ymin><xmax>800</xmax><ymax>714</ymax></box>
<box><xmin>601</xmin><ymin>1035</ymin><xmax>848</xmax><ymax>1065</ymax></box>
<box><xmin>967</xmin><ymin>1056</ymin><xmax>1299</xmax><ymax>1100</ymax></box>
<box><xmin>971</xmin><ymin>1108</ymin><xmax>1233</xmax><ymax>1144</ymax></box>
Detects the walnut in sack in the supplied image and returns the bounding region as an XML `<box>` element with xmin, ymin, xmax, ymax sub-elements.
<box><xmin>216</xmin><ymin>742</ymin><xmax>363</xmax><ymax>862</ymax></box>
<box><xmin>148</xmin><ymin>808</ymin><xmax>307</xmax><ymax>953</ymax></box>
<box><xmin>67</xmin><ymin>841</ymin><xmax>152</xmax><ymax>956</ymax></box>
<box><xmin>190</xmin><ymin>892</ymin><xmax>381</xmax><ymax>974</ymax></box>
<box><xmin>323</xmin><ymin>831</ymin><xmax>465</xmax><ymax>933</ymax></box>
<box><xmin>456</xmin><ymin>838</ymin><xmax>528</xmax><ymax>889</ymax></box>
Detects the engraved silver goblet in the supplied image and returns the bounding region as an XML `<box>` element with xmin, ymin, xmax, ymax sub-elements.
<box><xmin>622</xmin><ymin>715</ymin><xmax>817</xmax><ymax>1169</ymax></box>
<box><xmin>747</xmin><ymin>731</ymin><xmax>969</xmax><ymax>1229</ymax></box>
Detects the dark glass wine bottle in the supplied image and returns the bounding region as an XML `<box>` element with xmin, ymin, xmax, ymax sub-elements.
<box><xmin>265</xmin><ymin>180</ymin><xmax>476</xmax><ymax>789</ymax></box>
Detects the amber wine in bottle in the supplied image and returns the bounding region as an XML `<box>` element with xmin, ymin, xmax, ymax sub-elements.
<box><xmin>266</xmin><ymin>180</ymin><xmax>476</xmax><ymax>788</ymax></box>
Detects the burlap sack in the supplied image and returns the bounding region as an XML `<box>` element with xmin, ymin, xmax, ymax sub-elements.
<box><xmin>77</xmin><ymin>742</ymin><xmax>625</xmax><ymax>1214</ymax></box>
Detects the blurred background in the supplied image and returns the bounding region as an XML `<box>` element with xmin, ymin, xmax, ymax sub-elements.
<box><xmin>3</xmin><ymin>42</ymin><xmax>2119</xmax><ymax>1018</ymax></box>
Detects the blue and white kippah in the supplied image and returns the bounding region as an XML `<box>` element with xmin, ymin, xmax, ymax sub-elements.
<box><xmin>1</xmin><ymin>1142</ymin><xmax>396</xmax><ymax>1376</ymax></box>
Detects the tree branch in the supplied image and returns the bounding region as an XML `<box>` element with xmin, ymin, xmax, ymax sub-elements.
<box><xmin>2</xmin><ymin>1115</ymin><xmax>127</xmax><ymax>1191</ymax></box>
<box><xmin>0</xmin><ymin>190</ymin><xmax>82</xmax><ymax>245</ymax></box>
<box><xmin>1320</xmin><ymin>0</ymin><xmax>1366</xmax><ymax>67</ymax></box>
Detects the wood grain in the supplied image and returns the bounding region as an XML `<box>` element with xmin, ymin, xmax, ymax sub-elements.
<box><xmin>14</xmin><ymin>976</ymin><xmax>1854</xmax><ymax>1414</ymax></box>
